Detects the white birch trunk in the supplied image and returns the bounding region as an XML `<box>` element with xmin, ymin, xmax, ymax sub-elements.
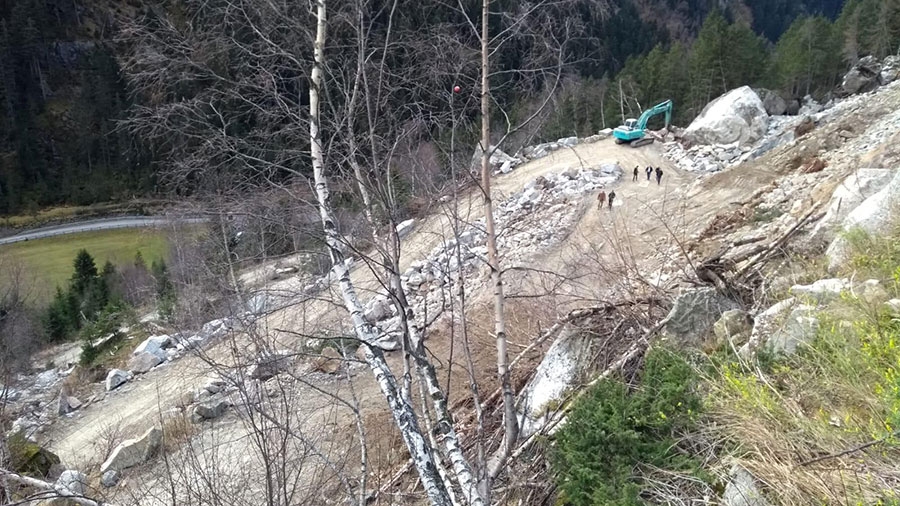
<box><xmin>1</xmin><ymin>469</ymin><xmax>110</xmax><ymax>506</ymax></box>
<box><xmin>480</xmin><ymin>0</ymin><xmax>518</xmax><ymax>479</ymax></box>
<box><xmin>307</xmin><ymin>2</ymin><xmax>451</xmax><ymax>504</ymax></box>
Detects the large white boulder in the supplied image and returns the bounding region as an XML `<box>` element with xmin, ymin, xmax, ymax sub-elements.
<box><xmin>128</xmin><ymin>351</ymin><xmax>163</xmax><ymax>374</ymax></box>
<box><xmin>684</xmin><ymin>86</ymin><xmax>768</xmax><ymax>147</ymax></box>
<box><xmin>812</xmin><ymin>168</ymin><xmax>895</xmax><ymax>242</ymax></box>
<box><xmin>55</xmin><ymin>469</ymin><xmax>88</xmax><ymax>497</ymax></box>
<box><xmin>133</xmin><ymin>335</ymin><xmax>170</xmax><ymax>360</ymax></box>
<box><xmin>105</xmin><ymin>369</ymin><xmax>132</xmax><ymax>391</ymax></box>
<box><xmin>517</xmin><ymin>326</ymin><xmax>591</xmax><ymax>438</ymax></box>
<box><xmin>827</xmin><ymin>170</ymin><xmax>900</xmax><ymax>271</ymax></box>
<box><xmin>100</xmin><ymin>426</ymin><xmax>162</xmax><ymax>473</ymax></box>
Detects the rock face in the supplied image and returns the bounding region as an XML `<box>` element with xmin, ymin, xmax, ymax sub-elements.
<box><xmin>827</xmin><ymin>170</ymin><xmax>900</xmax><ymax>271</ymax></box>
<box><xmin>517</xmin><ymin>326</ymin><xmax>591</xmax><ymax>438</ymax></box>
<box><xmin>55</xmin><ymin>469</ymin><xmax>88</xmax><ymax>497</ymax></box>
<box><xmin>128</xmin><ymin>351</ymin><xmax>163</xmax><ymax>374</ymax></box>
<box><xmin>100</xmin><ymin>426</ymin><xmax>162</xmax><ymax>473</ymax></box>
<box><xmin>756</xmin><ymin>88</ymin><xmax>787</xmax><ymax>116</ymax></box>
<box><xmin>662</xmin><ymin>288</ymin><xmax>739</xmax><ymax>348</ymax></box>
<box><xmin>191</xmin><ymin>400</ymin><xmax>231</xmax><ymax>423</ymax></box>
<box><xmin>683</xmin><ymin>86</ymin><xmax>768</xmax><ymax>146</ymax></box>
<box><xmin>841</xmin><ymin>56</ymin><xmax>882</xmax><ymax>95</ymax></box>
<box><xmin>812</xmin><ymin>168</ymin><xmax>895</xmax><ymax>242</ymax></box>
<box><xmin>105</xmin><ymin>369</ymin><xmax>132</xmax><ymax>391</ymax></box>
<box><xmin>723</xmin><ymin>465</ymin><xmax>771</xmax><ymax>506</ymax></box>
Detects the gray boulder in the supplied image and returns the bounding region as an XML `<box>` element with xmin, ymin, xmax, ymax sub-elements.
<box><xmin>827</xmin><ymin>170</ymin><xmax>900</xmax><ymax>271</ymax></box>
<box><xmin>740</xmin><ymin>298</ymin><xmax>798</xmax><ymax>358</ymax></box>
<box><xmin>881</xmin><ymin>55</ymin><xmax>900</xmax><ymax>84</ymax></box>
<box><xmin>55</xmin><ymin>469</ymin><xmax>88</xmax><ymax>497</ymax></box>
<box><xmin>841</xmin><ymin>56</ymin><xmax>882</xmax><ymax>95</ymax></box>
<box><xmin>790</xmin><ymin>278</ymin><xmax>850</xmax><ymax>304</ymax></box>
<box><xmin>811</xmin><ymin>168</ymin><xmax>895</xmax><ymax>243</ymax></box>
<box><xmin>785</xmin><ymin>99</ymin><xmax>800</xmax><ymax>116</ymax></box>
<box><xmin>859</xmin><ymin>279</ymin><xmax>890</xmax><ymax>306</ymax></box>
<box><xmin>723</xmin><ymin>465</ymin><xmax>771</xmax><ymax>506</ymax></box>
<box><xmin>191</xmin><ymin>400</ymin><xmax>231</xmax><ymax>423</ymax></box>
<box><xmin>105</xmin><ymin>369</ymin><xmax>132</xmax><ymax>391</ymax></box>
<box><xmin>128</xmin><ymin>351</ymin><xmax>163</xmax><ymax>374</ymax></box>
<box><xmin>471</xmin><ymin>144</ymin><xmax>521</xmax><ymax>172</ymax></box>
<box><xmin>249</xmin><ymin>351</ymin><xmax>292</xmax><ymax>380</ymax></box>
<box><xmin>766</xmin><ymin>306</ymin><xmax>819</xmax><ymax>356</ymax></box>
<box><xmin>100</xmin><ymin>426</ymin><xmax>162</xmax><ymax>473</ymax></box>
<box><xmin>662</xmin><ymin>288</ymin><xmax>739</xmax><ymax>348</ymax></box>
<box><xmin>57</xmin><ymin>392</ymin><xmax>82</xmax><ymax>416</ymax></box>
<box><xmin>885</xmin><ymin>299</ymin><xmax>900</xmax><ymax>316</ymax></box>
<box><xmin>133</xmin><ymin>334</ymin><xmax>170</xmax><ymax>359</ymax></box>
<box><xmin>755</xmin><ymin>88</ymin><xmax>787</xmax><ymax>116</ymax></box>
<box><xmin>101</xmin><ymin>470</ymin><xmax>120</xmax><ymax>488</ymax></box>
<box><xmin>684</xmin><ymin>86</ymin><xmax>768</xmax><ymax>147</ymax></box>
<box><xmin>364</xmin><ymin>297</ymin><xmax>392</xmax><ymax>323</ymax></box>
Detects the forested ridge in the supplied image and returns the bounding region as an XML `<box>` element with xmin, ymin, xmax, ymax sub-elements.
<box><xmin>0</xmin><ymin>0</ymin><xmax>895</xmax><ymax>215</ymax></box>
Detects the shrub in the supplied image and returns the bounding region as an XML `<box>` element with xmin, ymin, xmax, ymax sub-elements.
<box><xmin>552</xmin><ymin>348</ymin><xmax>704</xmax><ymax>506</ymax></box>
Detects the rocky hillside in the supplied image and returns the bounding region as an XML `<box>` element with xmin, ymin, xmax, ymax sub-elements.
<box><xmin>2</xmin><ymin>50</ymin><xmax>900</xmax><ymax>506</ymax></box>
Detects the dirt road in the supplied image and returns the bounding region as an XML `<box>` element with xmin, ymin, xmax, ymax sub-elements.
<box><xmin>45</xmin><ymin>138</ymin><xmax>701</xmax><ymax>472</ymax></box>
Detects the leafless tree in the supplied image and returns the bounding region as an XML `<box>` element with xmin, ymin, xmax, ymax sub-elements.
<box><xmin>116</xmin><ymin>0</ymin><xmax>606</xmax><ymax>504</ymax></box>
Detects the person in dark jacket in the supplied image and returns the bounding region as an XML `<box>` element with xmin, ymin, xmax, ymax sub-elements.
<box><xmin>646</xmin><ymin>166</ymin><xmax>653</xmax><ymax>180</ymax></box>
<box><xmin>655</xmin><ymin>167</ymin><xmax>663</xmax><ymax>185</ymax></box>
<box><xmin>608</xmin><ymin>190</ymin><xmax>616</xmax><ymax>209</ymax></box>
<box><xmin>633</xmin><ymin>166</ymin><xmax>639</xmax><ymax>182</ymax></box>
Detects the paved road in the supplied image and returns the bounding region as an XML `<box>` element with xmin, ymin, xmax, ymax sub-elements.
<box><xmin>0</xmin><ymin>216</ymin><xmax>205</xmax><ymax>246</ymax></box>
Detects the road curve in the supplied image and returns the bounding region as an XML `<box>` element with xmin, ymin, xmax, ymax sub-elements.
<box><xmin>0</xmin><ymin>216</ymin><xmax>206</xmax><ymax>246</ymax></box>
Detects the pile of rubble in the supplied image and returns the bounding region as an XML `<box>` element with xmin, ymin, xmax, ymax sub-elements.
<box><xmin>362</xmin><ymin>162</ymin><xmax>623</xmax><ymax>347</ymax></box>
<box><xmin>664</xmin><ymin>75</ymin><xmax>900</xmax><ymax>174</ymax></box>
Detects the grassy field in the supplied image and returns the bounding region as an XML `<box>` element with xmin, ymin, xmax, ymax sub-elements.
<box><xmin>0</xmin><ymin>228</ymin><xmax>169</xmax><ymax>303</ymax></box>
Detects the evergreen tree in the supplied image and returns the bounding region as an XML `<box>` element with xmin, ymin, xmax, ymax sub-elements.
<box><xmin>772</xmin><ymin>16</ymin><xmax>842</xmax><ymax>96</ymax></box>
<box><xmin>43</xmin><ymin>287</ymin><xmax>71</xmax><ymax>342</ymax></box>
<box><xmin>71</xmin><ymin>249</ymin><xmax>98</xmax><ymax>296</ymax></box>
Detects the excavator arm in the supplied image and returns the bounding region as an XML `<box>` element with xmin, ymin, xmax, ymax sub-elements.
<box><xmin>636</xmin><ymin>100</ymin><xmax>673</xmax><ymax>131</ymax></box>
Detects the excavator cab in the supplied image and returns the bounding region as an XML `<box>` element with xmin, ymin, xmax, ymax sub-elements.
<box><xmin>612</xmin><ymin>99</ymin><xmax>673</xmax><ymax>147</ymax></box>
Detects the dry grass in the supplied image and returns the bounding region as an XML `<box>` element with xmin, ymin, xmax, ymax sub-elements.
<box><xmin>161</xmin><ymin>412</ymin><xmax>198</xmax><ymax>454</ymax></box>
<box><xmin>700</xmin><ymin>233</ymin><xmax>900</xmax><ymax>505</ymax></box>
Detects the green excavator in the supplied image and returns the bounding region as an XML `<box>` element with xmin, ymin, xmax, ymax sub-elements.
<box><xmin>612</xmin><ymin>99</ymin><xmax>673</xmax><ymax>147</ymax></box>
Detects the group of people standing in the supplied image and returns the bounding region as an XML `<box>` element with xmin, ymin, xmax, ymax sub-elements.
<box><xmin>633</xmin><ymin>165</ymin><xmax>664</xmax><ymax>185</ymax></box>
<box><xmin>597</xmin><ymin>164</ymin><xmax>666</xmax><ymax>211</ymax></box>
